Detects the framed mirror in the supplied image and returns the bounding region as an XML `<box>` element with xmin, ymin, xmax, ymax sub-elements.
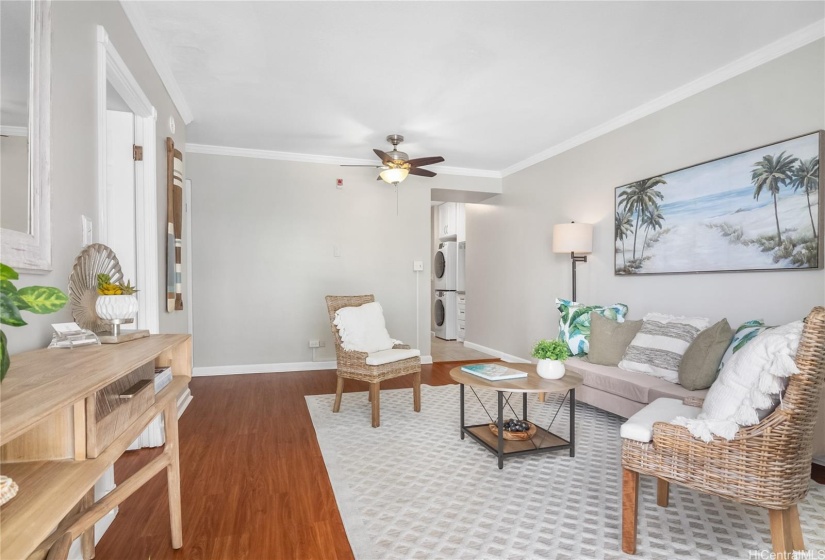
<box><xmin>0</xmin><ymin>0</ymin><xmax>51</xmax><ymax>273</ymax></box>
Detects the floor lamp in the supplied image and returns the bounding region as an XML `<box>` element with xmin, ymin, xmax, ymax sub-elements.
<box><xmin>552</xmin><ymin>222</ymin><xmax>593</xmax><ymax>302</ymax></box>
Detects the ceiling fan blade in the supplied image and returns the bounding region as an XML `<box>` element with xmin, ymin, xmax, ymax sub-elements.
<box><xmin>373</xmin><ymin>149</ymin><xmax>393</xmax><ymax>165</ymax></box>
<box><xmin>406</xmin><ymin>156</ymin><xmax>445</xmax><ymax>167</ymax></box>
<box><xmin>408</xmin><ymin>167</ymin><xmax>437</xmax><ymax>178</ymax></box>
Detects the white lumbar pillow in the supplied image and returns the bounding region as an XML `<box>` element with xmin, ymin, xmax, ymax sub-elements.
<box><xmin>334</xmin><ymin>302</ymin><xmax>397</xmax><ymax>353</ymax></box>
<box><xmin>618</xmin><ymin>313</ymin><xmax>710</xmax><ymax>383</ymax></box>
<box><xmin>672</xmin><ymin>320</ymin><xmax>803</xmax><ymax>442</ymax></box>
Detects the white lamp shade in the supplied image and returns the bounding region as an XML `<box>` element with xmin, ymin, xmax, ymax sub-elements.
<box><xmin>379</xmin><ymin>167</ymin><xmax>409</xmax><ymax>185</ymax></box>
<box><xmin>552</xmin><ymin>223</ymin><xmax>593</xmax><ymax>254</ymax></box>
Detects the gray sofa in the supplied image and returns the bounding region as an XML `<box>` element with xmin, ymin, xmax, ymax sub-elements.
<box><xmin>564</xmin><ymin>356</ymin><xmax>825</xmax><ymax>459</ymax></box>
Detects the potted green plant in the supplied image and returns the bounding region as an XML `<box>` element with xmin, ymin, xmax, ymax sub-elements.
<box><xmin>531</xmin><ymin>339</ymin><xmax>570</xmax><ymax>380</ymax></box>
<box><xmin>0</xmin><ymin>263</ymin><xmax>68</xmax><ymax>381</ymax></box>
<box><xmin>95</xmin><ymin>273</ymin><xmax>139</xmax><ymax>322</ymax></box>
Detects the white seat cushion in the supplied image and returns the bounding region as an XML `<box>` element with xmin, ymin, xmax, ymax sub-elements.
<box><xmin>620</xmin><ymin>398</ymin><xmax>700</xmax><ymax>443</ymax></box>
<box><xmin>365</xmin><ymin>348</ymin><xmax>420</xmax><ymax>366</ymax></box>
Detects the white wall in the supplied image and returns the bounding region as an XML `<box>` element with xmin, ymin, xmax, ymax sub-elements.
<box><xmin>3</xmin><ymin>1</ymin><xmax>188</xmax><ymax>355</ymax></box>
<box><xmin>468</xmin><ymin>40</ymin><xmax>825</xmax><ymax>361</ymax></box>
<box><xmin>186</xmin><ymin>153</ymin><xmax>498</xmax><ymax>370</ymax></box>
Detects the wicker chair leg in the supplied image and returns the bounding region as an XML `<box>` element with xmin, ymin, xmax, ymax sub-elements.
<box><xmin>656</xmin><ymin>478</ymin><xmax>669</xmax><ymax>508</ymax></box>
<box><xmin>370</xmin><ymin>383</ymin><xmax>380</xmax><ymax>428</ymax></box>
<box><xmin>413</xmin><ymin>371</ymin><xmax>421</xmax><ymax>412</ymax></box>
<box><xmin>622</xmin><ymin>468</ymin><xmax>639</xmax><ymax>554</ymax></box>
<box><xmin>769</xmin><ymin>509</ymin><xmax>794</xmax><ymax>554</ymax></box>
<box><xmin>333</xmin><ymin>376</ymin><xmax>344</xmax><ymax>413</ymax></box>
<box><xmin>787</xmin><ymin>505</ymin><xmax>805</xmax><ymax>551</ymax></box>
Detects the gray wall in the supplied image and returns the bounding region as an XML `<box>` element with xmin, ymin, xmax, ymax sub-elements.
<box><xmin>4</xmin><ymin>1</ymin><xmax>188</xmax><ymax>356</ymax></box>
<box><xmin>186</xmin><ymin>154</ymin><xmax>499</xmax><ymax>369</ymax></box>
<box><xmin>468</xmin><ymin>40</ymin><xmax>825</xmax><ymax>361</ymax></box>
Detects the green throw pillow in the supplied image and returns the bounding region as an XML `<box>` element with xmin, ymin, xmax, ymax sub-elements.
<box><xmin>678</xmin><ymin>319</ymin><xmax>733</xmax><ymax>390</ymax></box>
<box><xmin>556</xmin><ymin>298</ymin><xmax>629</xmax><ymax>356</ymax></box>
<box><xmin>588</xmin><ymin>312</ymin><xmax>642</xmax><ymax>366</ymax></box>
<box><xmin>717</xmin><ymin>319</ymin><xmax>773</xmax><ymax>373</ymax></box>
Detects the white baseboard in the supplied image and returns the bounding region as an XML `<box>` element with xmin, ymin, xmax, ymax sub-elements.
<box><xmin>193</xmin><ymin>356</ymin><xmax>435</xmax><ymax>376</ymax></box>
<box><xmin>193</xmin><ymin>361</ymin><xmax>337</xmax><ymax>376</ymax></box>
<box><xmin>463</xmin><ymin>340</ymin><xmax>531</xmax><ymax>364</ymax></box>
<box><xmin>814</xmin><ymin>456</ymin><xmax>825</xmax><ymax>466</ymax></box>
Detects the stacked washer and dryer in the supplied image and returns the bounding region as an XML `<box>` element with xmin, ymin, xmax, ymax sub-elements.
<box><xmin>434</xmin><ymin>241</ymin><xmax>465</xmax><ymax>340</ymax></box>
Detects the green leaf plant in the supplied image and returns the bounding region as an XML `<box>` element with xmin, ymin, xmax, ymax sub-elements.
<box><xmin>531</xmin><ymin>339</ymin><xmax>571</xmax><ymax>362</ymax></box>
<box><xmin>0</xmin><ymin>263</ymin><xmax>68</xmax><ymax>381</ymax></box>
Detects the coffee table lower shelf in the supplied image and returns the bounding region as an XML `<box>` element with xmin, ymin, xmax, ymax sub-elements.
<box><xmin>463</xmin><ymin>424</ymin><xmax>572</xmax><ymax>460</ymax></box>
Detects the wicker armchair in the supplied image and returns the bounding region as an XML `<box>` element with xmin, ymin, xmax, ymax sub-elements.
<box><xmin>621</xmin><ymin>306</ymin><xmax>825</xmax><ymax>555</ymax></box>
<box><xmin>325</xmin><ymin>295</ymin><xmax>421</xmax><ymax>428</ymax></box>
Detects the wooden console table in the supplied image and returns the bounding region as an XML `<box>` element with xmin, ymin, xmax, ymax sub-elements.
<box><xmin>0</xmin><ymin>334</ymin><xmax>191</xmax><ymax>559</ymax></box>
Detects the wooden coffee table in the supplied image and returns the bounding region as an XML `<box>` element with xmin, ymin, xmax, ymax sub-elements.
<box><xmin>450</xmin><ymin>362</ymin><xmax>583</xmax><ymax>469</ymax></box>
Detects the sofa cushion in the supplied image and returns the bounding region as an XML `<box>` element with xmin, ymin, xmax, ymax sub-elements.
<box><xmin>588</xmin><ymin>313</ymin><xmax>642</xmax><ymax>366</ymax></box>
<box><xmin>678</xmin><ymin>319</ymin><xmax>733</xmax><ymax>390</ymax></box>
<box><xmin>619</xmin><ymin>313</ymin><xmax>710</xmax><ymax>383</ymax></box>
<box><xmin>648</xmin><ymin>381</ymin><xmax>709</xmax><ymax>402</ymax></box>
<box><xmin>620</xmin><ymin>398</ymin><xmax>701</xmax><ymax>443</ymax></box>
<box><xmin>565</xmin><ymin>357</ymin><xmax>664</xmax><ymax>403</ymax></box>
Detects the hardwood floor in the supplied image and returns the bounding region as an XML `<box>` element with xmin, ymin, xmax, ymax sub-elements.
<box><xmin>95</xmin><ymin>363</ymin><xmax>825</xmax><ymax>559</ymax></box>
<box><xmin>94</xmin><ymin>362</ymin><xmax>460</xmax><ymax>560</ymax></box>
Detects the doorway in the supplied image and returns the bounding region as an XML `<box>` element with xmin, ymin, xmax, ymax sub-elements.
<box><xmin>96</xmin><ymin>25</ymin><xmax>159</xmax><ymax>333</ymax></box>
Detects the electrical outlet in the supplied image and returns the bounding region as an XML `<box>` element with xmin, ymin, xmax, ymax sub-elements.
<box><xmin>413</xmin><ymin>260</ymin><xmax>424</xmax><ymax>271</ymax></box>
<box><xmin>309</xmin><ymin>340</ymin><xmax>320</xmax><ymax>348</ymax></box>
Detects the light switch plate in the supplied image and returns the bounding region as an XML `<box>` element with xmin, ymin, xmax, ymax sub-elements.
<box><xmin>81</xmin><ymin>215</ymin><xmax>93</xmax><ymax>246</ymax></box>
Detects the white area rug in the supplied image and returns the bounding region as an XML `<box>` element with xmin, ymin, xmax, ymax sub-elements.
<box><xmin>306</xmin><ymin>384</ymin><xmax>825</xmax><ymax>559</ymax></box>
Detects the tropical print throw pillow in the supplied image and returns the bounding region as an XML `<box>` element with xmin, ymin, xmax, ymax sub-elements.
<box><xmin>717</xmin><ymin>319</ymin><xmax>773</xmax><ymax>373</ymax></box>
<box><xmin>556</xmin><ymin>298</ymin><xmax>629</xmax><ymax>356</ymax></box>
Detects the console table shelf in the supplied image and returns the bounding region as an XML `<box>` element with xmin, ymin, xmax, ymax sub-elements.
<box><xmin>0</xmin><ymin>334</ymin><xmax>191</xmax><ymax>560</ymax></box>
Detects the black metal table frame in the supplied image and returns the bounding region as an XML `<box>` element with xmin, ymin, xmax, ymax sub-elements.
<box><xmin>458</xmin><ymin>384</ymin><xmax>576</xmax><ymax>469</ymax></box>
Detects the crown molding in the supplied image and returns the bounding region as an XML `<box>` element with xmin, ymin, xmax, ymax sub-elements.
<box><xmin>119</xmin><ymin>1</ymin><xmax>194</xmax><ymax>124</ymax></box>
<box><xmin>502</xmin><ymin>19</ymin><xmax>825</xmax><ymax>177</ymax></box>
<box><xmin>185</xmin><ymin>143</ymin><xmax>502</xmax><ymax>178</ymax></box>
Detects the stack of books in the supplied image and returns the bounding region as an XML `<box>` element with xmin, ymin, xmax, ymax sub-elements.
<box><xmin>461</xmin><ymin>363</ymin><xmax>527</xmax><ymax>381</ymax></box>
<box><xmin>154</xmin><ymin>366</ymin><xmax>173</xmax><ymax>393</ymax></box>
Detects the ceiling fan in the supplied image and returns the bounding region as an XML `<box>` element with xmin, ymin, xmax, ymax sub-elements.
<box><xmin>342</xmin><ymin>134</ymin><xmax>445</xmax><ymax>185</ymax></box>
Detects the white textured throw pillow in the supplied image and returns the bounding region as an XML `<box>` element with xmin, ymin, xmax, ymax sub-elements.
<box><xmin>672</xmin><ymin>320</ymin><xmax>803</xmax><ymax>442</ymax></box>
<box><xmin>333</xmin><ymin>302</ymin><xmax>397</xmax><ymax>353</ymax></box>
<box><xmin>618</xmin><ymin>313</ymin><xmax>710</xmax><ymax>383</ymax></box>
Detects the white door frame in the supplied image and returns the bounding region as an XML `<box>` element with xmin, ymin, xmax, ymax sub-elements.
<box><xmin>96</xmin><ymin>26</ymin><xmax>159</xmax><ymax>333</ymax></box>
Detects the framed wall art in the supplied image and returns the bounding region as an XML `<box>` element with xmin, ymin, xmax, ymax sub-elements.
<box><xmin>614</xmin><ymin>131</ymin><xmax>822</xmax><ymax>276</ymax></box>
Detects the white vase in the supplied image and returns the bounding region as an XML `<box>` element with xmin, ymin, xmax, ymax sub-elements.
<box><xmin>95</xmin><ymin>294</ymin><xmax>138</xmax><ymax>321</ymax></box>
<box><xmin>536</xmin><ymin>359</ymin><xmax>565</xmax><ymax>380</ymax></box>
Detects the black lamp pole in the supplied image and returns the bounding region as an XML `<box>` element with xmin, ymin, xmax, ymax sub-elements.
<box><xmin>570</xmin><ymin>252</ymin><xmax>587</xmax><ymax>302</ymax></box>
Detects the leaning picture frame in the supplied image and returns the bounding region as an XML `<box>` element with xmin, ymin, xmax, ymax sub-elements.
<box><xmin>614</xmin><ymin>131</ymin><xmax>823</xmax><ymax>276</ymax></box>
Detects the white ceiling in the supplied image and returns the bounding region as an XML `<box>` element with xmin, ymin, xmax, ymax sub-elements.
<box><xmin>131</xmin><ymin>1</ymin><xmax>825</xmax><ymax>175</ymax></box>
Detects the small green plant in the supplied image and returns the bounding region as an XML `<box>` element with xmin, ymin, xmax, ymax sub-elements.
<box><xmin>1</xmin><ymin>263</ymin><xmax>68</xmax><ymax>381</ymax></box>
<box><xmin>97</xmin><ymin>273</ymin><xmax>138</xmax><ymax>295</ymax></box>
<box><xmin>531</xmin><ymin>339</ymin><xmax>570</xmax><ymax>361</ymax></box>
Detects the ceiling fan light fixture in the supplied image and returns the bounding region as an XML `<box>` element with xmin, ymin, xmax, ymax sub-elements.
<box><xmin>379</xmin><ymin>167</ymin><xmax>409</xmax><ymax>185</ymax></box>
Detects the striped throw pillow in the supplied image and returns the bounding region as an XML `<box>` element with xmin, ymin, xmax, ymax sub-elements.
<box><xmin>619</xmin><ymin>313</ymin><xmax>711</xmax><ymax>383</ymax></box>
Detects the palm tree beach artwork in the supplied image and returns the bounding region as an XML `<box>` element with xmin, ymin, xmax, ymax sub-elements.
<box><xmin>615</xmin><ymin>131</ymin><xmax>821</xmax><ymax>275</ymax></box>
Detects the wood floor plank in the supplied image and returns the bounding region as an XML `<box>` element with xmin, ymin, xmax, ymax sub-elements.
<box><xmin>94</xmin><ymin>361</ymin><xmax>824</xmax><ymax>559</ymax></box>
